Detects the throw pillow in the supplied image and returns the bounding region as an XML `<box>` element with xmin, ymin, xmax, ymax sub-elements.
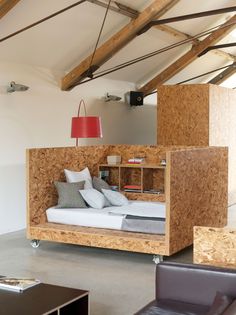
<box><xmin>222</xmin><ymin>300</ymin><xmax>236</xmax><ymax>315</ymax></box>
<box><xmin>64</xmin><ymin>167</ymin><xmax>92</xmax><ymax>189</ymax></box>
<box><xmin>54</xmin><ymin>181</ymin><xmax>87</xmax><ymax>208</ymax></box>
<box><xmin>102</xmin><ymin>189</ymin><xmax>129</xmax><ymax>206</ymax></box>
<box><xmin>92</xmin><ymin>176</ymin><xmax>111</xmax><ymax>192</ymax></box>
<box><xmin>79</xmin><ymin>188</ymin><xmax>107</xmax><ymax>209</ymax></box>
<box><xmin>206</xmin><ymin>292</ymin><xmax>233</xmax><ymax>315</ymax></box>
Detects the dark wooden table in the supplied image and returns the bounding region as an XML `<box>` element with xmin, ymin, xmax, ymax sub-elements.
<box><xmin>0</xmin><ymin>282</ymin><xmax>89</xmax><ymax>315</ymax></box>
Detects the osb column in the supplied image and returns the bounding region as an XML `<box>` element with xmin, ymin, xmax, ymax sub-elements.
<box><xmin>157</xmin><ymin>84</ymin><xmax>209</xmax><ymax>146</ymax></box>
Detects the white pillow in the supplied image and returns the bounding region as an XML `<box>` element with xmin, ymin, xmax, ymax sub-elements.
<box><xmin>79</xmin><ymin>188</ymin><xmax>107</xmax><ymax>209</ymax></box>
<box><xmin>64</xmin><ymin>167</ymin><xmax>92</xmax><ymax>189</ymax></box>
<box><xmin>102</xmin><ymin>189</ymin><xmax>129</xmax><ymax>206</ymax></box>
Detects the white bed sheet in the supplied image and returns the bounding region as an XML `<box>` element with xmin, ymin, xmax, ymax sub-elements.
<box><xmin>46</xmin><ymin>201</ymin><xmax>166</xmax><ymax>230</ymax></box>
<box><xmin>46</xmin><ymin>207</ymin><xmax>124</xmax><ymax>230</ymax></box>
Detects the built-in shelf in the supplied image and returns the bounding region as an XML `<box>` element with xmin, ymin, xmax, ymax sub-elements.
<box><xmin>98</xmin><ymin>164</ymin><xmax>166</xmax><ymax>198</ymax></box>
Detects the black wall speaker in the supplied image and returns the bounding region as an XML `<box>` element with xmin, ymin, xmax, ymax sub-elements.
<box><xmin>125</xmin><ymin>91</ymin><xmax>144</xmax><ymax>106</ymax></box>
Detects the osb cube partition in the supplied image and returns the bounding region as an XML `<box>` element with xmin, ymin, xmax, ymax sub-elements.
<box><xmin>157</xmin><ymin>84</ymin><xmax>236</xmax><ymax>205</ymax></box>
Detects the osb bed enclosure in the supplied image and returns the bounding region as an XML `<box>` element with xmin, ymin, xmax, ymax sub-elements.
<box><xmin>194</xmin><ymin>226</ymin><xmax>236</xmax><ymax>269</ymax></box>
<box><xmin>27</xmin><ymin>145</ymin><xmax>228</xmax><ymax>256</ymax></box>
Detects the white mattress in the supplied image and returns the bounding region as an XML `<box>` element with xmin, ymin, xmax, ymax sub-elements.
<box><xmin>46</xmin><ymin>201</ymin><xmax>166</xmax><ymax>230</ymax></box>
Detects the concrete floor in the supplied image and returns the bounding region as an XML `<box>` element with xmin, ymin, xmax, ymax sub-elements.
<box><xmin>0</xmin><ymin>205</ymin><xmax>235</xmax><ymax>315</ymax></box>
<box><xmin>0</xmin><ymin>233</ymin><xmax>192</xmax><ymax>315</ymax></box>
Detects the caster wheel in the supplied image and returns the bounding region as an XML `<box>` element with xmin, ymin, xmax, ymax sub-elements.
<box><xmin>30</xmin><ymin>239</ymin><xmax>40</xmax><ymax>248</ymax></box>
<box><xmin>153</xmin><ymin>255</ymin><xmax>163</xmax><ymax>264</ymax></box>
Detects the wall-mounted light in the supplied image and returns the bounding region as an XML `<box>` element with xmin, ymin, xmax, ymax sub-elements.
<box><xmin>71</xmin><ymin>99</ymin><xmax>102</xmax><ymax>146</ymax></box>
<box><xmin>102</xmin><ymin>93</ymin><xmax>122</xmax><ymax>102</ymax></box>
<box><xmin>7</xmin><ymin>81</ymin><xmax>29</xmax><ymax>93</ymax></box>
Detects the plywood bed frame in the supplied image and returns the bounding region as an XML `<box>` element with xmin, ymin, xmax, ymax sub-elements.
<box><xmin>27</xmin><ymin>145</ymin><xmax>228</xmax><ymax>258</ymax></box>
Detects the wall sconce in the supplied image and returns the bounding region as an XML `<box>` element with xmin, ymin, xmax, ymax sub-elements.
<box><xmin>71</xmin><ymin>99</ymin><xmax>102</xmax><ymax>146</ymax></box>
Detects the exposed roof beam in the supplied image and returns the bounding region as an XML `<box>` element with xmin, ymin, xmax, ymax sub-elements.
<box><xmin>208</xmin><ymin>62</ymin><xmax>236</xmax><ymax>84</ymax></box>
<box><xmin>61</xmin><ymin>0</ymin><xmax>180</xmax><ymax>90</ymax></box>
<box><xmin>0</xmin><ymin>0</ymin><xmax>20</xmax><ymax>19</ymax></box>
<box><xmin>156</xmin><ymin>24</ymin><xmax>198</xmax><ymax>44</ymax></box>
<box><xmin>198</xmin><ymin>42</ymin><xmax>236</xmax><ymax>57</ymax></box>
<box><xmin>89</xmin><ymin>1</ymin><xmax>236</xmax><ymax>63</ymax></box>
<box><xmin>138</xmin><ymin>14</ymin><xmax>236</xmax><ymax>95</ymax></box>
<box><xmin>156</xmin><ymin>25</ymin><xmax>235</xmax><ymax>61</ymax></box>
<box><xmin>138</xmin><ymin>6</ymin><xmax>236</xmax><ymax>34</ymax></box>
<box><xmin>87</xmin><ymin>0</ymin><xmax>139</xmax><ymax>19</ymax></box>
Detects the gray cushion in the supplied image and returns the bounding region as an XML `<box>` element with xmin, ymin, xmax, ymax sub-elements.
<box><xmin>92</xmin><ymin>176</ymin><xmax>111</xmax><ymax>192</ymax></box>
<box><xmin>54</xmin><ymin>181</ymin><xmax>87</xmax><ymax>208</ymax></box>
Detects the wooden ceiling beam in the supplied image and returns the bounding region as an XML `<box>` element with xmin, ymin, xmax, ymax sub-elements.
<box><xmin>61</xmin><ymin>0</ymin><xmax>180</xmax><ymax>90</ymax></box>
<box><xmin>0</xmin><ymin>0</ymin><xmax>20</xmax><ymax>19</ymax></box>
<box><xmin>208</xmin><ymin>62</ymin><xmax>236</xmax><ymax>84</ymax></box>
<box><xmin>155</xmin><ymin>25</ymin><xmax>235</xmax><ymax>61</ymax></box>
<box><xmin>87</xmin><ymin>0</ymin><xmax>138</xmax><ymax>19</ymax></box>
<box><xmin>138</xmin><ymin>14</ymin><xmax>236</xmax><ymax>95</ymax></box>
<box><xmin>89</xmin><ymin>1</ymin><xmax>236</xmax><ymax>63</ymax></box>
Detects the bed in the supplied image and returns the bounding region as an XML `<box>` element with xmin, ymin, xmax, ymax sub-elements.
<box><xmin>27</xmin><ymin>144</ymin><xmax>228</xmax><ymax>259</ymax></box>
<box><xmin>46</xmin><ymin>201</ymin><xmax>166</xmax><ymax>234</ymax></box>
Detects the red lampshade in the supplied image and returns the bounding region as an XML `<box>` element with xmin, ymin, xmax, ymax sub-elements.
<box><xmin>71</xmin><ymin>99</ymin><xmax>102</xmax><ymax>146</ymax></box>
<box><xmin>71</xmin><ymin>116</ymin><xmax>102</xmax><ymax>138</ymax></box>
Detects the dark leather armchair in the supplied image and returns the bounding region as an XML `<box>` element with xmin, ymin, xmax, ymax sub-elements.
<box><xmin>135</xmin><ymin>262</ymin><xmax>236</xmax><ymax>315</ymax></box>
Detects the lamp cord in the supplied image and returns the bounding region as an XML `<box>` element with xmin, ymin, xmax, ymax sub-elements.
<box><xmin>87</xmin><ymin>0</ymin><xmax>112</xmax><ymax>76</ymax></box>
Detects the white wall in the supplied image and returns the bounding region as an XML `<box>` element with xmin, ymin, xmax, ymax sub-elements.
<box><xmin>0</xmin><ymin>62</ymin><xmax>156</xmax><ymax>235</ymax></box>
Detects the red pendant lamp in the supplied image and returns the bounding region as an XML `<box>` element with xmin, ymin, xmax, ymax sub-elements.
<box><xmin>71</xmin><ymin>99</ymin><xmax>102</xmax><ymax>146</ymax></box>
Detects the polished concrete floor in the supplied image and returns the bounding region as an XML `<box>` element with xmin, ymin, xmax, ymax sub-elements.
<box><xmin>0</xmin><ymin>205</ymin><xmax>235</xmax><ymax>315</ymax></box>
<box><xmin>0</xmin><ymin>234</ymin><xmax>192</xmax><ymax>315</ymax></box>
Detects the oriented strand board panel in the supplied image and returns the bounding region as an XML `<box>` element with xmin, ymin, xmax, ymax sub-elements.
<box><xmin>27</xmin><ymin>145</ymin><xmax>110</xmax><ymax>226</ymax></box>
<box><xmin>28</xmin><ymin>223</ymin><xmax>167</xmax><ymax>255</ymax></box>
<box><xmin>157</xmin><ymin>85</ymin><xmax>210</xmax><ymax>146</ymax></box>
<box><xmin>157</xmin><ymin>84</ymin><xmax>236</xmax><ymax>205</ymax></box>
<box><xmin>194</xmin><ymin>226</ymin><xmax>236</xmax><ymax>269</ymax></box>
<box><xmin>209</xmin><ymin>85</ymin><xmax>236</xmax><ymax>205</ymax></box>
<box><xmin>166</xmin><ymin>147</ymin><xmax>228</xmax><ymax>255</ymax></box>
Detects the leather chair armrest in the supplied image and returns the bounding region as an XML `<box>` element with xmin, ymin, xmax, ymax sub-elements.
<box><xmin>156</xmin><ymin>262</ymin><xmax>236</xmax><ymax>306</ymax></box>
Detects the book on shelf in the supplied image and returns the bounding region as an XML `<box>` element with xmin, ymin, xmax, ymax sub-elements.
<box><xmin>124</xmin><ymin>189</ymin><xmax>141</xmax><ymax>193</ymax></box>
<box><xmin>0</xmin><ymin>277</ymin><xmax>40</xmax><ymax>292</ymax></box>
<box><xmin>123</xmin><ymin>185</ymin><xmax>141</xmax><ymax>190</ymax></box>
<box><xmin>143</xmin><ymin>189</ymin><xmax>163</xmax><ymax>194</ymax></box>
<box><xmin>127</xmin><ymin>157</ymin><xmax>145</xmax><ymax>164</ymax></box>
<box><xmin>123</xmin><ymin>185</ymin><xmax>142</xmax><ymax>193</ymax></box>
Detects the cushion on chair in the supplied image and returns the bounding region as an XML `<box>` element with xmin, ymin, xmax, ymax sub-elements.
<box><xmin>134</xmin><ymin>299</ymin><xmax>209</xmax><ymax>315</ymax></box>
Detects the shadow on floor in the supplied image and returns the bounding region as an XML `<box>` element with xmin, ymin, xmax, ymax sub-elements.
<box><xmin>165</xmin><ymin>246</ymin><xmax>193</xmax><ymax>264</ymax></box>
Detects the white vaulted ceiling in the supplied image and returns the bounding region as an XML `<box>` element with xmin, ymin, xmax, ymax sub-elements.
<box><xmin>0</xmin><ymin>0</ymin><xmax>235</xmax><ymax>90</ymax></box>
